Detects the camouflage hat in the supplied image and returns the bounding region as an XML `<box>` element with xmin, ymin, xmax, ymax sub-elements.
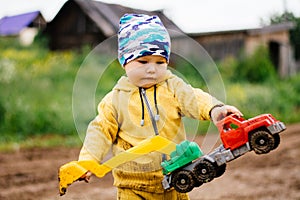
<box><xmin>118</xmin><ymin>13</ymin><xmax>171</xmax><ymax>66</ymax></box>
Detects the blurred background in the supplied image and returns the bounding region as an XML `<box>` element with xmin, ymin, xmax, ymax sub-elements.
<box><xmin>0</xmin><ymin>1</ymin><xmax>300</xmax><ymax>199</ymax></box>
<box><xmin>1</xmin><ymin>0</ymin><xmax>300</xmax><ymax>147</ymax></box>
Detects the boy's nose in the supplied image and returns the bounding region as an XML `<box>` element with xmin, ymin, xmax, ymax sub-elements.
<box><xmin>146</xmin><ymin>64</ymin><xmax>155</xmax><ymax>73</ymax></box>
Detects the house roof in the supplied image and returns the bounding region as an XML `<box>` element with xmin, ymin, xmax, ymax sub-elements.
<box><xmin>55</xmin><ymin>0</ymin><xmax>183</xmax><ymax>37</ymax></box>
<box><xmin>247</xmin><ymin>22</ymin><xmax>294</xmax><ymax>35</ymax></box>
<box><xmin>189</xmin><ymin>22</ymin><xmax>295</xmax><ymax>37</ymax></box>
<box><xmin>0</xmin><ymin>11</ymin><xmax>42</xmax><ymax>36</ymax></box>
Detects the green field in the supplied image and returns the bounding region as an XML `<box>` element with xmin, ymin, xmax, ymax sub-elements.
<box><xmin>1</xmin><ymin>37</ymin><xmax>299</xmax><ymax>150</ymax></box>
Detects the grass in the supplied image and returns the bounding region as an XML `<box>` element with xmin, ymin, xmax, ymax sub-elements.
<box><xmin>0</xmin><ymin>37</ymin><xmax>300</xmax><ymax>151</ymax></box>
<box><xmin>0</xmin><ymin>134</ymin><xmax>81</xmax><ymax>152</ymax></box>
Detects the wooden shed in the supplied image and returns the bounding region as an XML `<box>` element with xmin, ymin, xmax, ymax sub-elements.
<box><xmin>189</xmin><ymin>22</ymin><xmax>295</xmax><ymax>77</ymax></box>
<box><xmin>45</xmin><ymin>0</ymin><xmax>183</xmax><ymax>50</ymax></box>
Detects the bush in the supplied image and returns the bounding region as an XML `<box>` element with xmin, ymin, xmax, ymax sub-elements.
<box><xmin>233</xmin><ymin>46</ymin><xmax>277</xmax><ymax>83</ymax></box>
<box><xmin>0</xmin><ymin>41</ymin><xmax>82</xmax><ymax>142</ymax></box>
<box><xmin>217</xmin><ymin>46</ymin><xmax>300</xmax><ymax>123</ymax></box>
<box><xmin>224</xmin><ymin>76</ymin><xmax>300</xmax><ymax>123</ymax></box>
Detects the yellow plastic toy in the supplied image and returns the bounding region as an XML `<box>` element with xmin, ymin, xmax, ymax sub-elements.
<box><xmin>58</xmin><ymin>135</ymin><xmax>177</xmax><ymax>196</ymax></box>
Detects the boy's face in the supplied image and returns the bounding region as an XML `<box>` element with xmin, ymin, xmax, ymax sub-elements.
<box><xmin>124</xmin><ymin>55</ymin><xmax>168</xmax><ymax>88</ymax></box>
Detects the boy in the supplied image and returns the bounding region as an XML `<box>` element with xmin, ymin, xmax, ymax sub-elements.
<box><xmin>79</xmin><ymin>13</ymin><xmax>242</xmax><ymax>200</ymax></box>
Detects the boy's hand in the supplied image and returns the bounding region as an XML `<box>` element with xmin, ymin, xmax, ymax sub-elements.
<box><xmin>78</xmin><ymin>171</ymin><xmax>92</xmax><ymax>183</ymax></box>
<box><xmin>210</xmin><ymin>105</ymin><xmax>243</xmax><ymax>125</ymax></box>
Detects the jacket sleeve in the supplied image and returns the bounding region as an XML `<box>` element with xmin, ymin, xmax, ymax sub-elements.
<box><xmin>170</xmin><ymin>76</ymin><xmax>223</xmax><ymax>120</ymax></box>
<box><xmin>78</xmin><ymin>92</ymin><xmax>119</xmax><ymax>163</ymax></box>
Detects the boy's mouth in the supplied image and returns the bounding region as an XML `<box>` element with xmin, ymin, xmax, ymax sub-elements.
<box><xmin>142</xmin><ymin>77</ymin><xmax>156</xmax><ymax>80</ymax></box>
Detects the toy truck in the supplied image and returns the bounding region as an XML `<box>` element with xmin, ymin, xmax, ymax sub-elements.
<box><xmin>58</xmin><ymin>113</ymin><xmax>286</xmax><ymax>195</ymax></box>
<box><xmin>161</xmin><ymin>114</ymin><xmax>286</xmax><ymax>193</ymax></box>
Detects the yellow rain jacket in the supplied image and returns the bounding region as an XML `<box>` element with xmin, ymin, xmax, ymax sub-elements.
<box><xmin>79</xmin><ymin>70</ymin><xmax>222</xmax><ymax>193</ymax></box>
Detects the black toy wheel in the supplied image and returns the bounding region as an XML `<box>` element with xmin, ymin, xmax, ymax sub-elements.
<box><xmin>171</xmin><ymin>170</ymin><xmax>195</xmax><ymax>193</ymax></box>
<box><xmin>250</xmin><ymin>130</ymin><xmax>275</xmax><ymax>154</ymax></box>
<box><xmin>272</xmin><ymin>133</ymin><xmax>280</xmax><ymax>150</ymax></box>
<box><xmin>215</xmin><ymin>163</ymin><xmax>226</xmax><ymax>178</ymax></box>
<box><xmin>193</xmin><ymin>159</ymin><xmax>216</xmax><ymax>183</ymax></box>
<box><xmin>193</xmin><ymin>179</ymin><xmax>203</xmax><ymax>188</ymax></box>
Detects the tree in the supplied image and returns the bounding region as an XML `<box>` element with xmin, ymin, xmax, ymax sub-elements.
<box><xmin>269</xmin><ymin>12</ymin><xmax>300</xmax><ymax>60</ymax></box>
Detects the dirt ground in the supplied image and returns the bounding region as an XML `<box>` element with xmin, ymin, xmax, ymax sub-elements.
<box><xmin>0</xmin><ymin>124</ymin><xmax>299</xmax><ymax>200</ymax></box>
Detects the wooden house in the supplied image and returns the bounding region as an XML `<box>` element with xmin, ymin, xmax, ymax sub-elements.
<box><xmin>189</xmin><ymin>22</ymin><xmax>296</xmax><ymax>77</ymax></box>
<box><xmin>45</xmin><ymin>0</ymin><xmax>296</xmax><ymax>76</ymax></box>
<box><xmin>45</xmin><ymin>0</ymin><xmax>183</xmax><ymax>50</ymax></box>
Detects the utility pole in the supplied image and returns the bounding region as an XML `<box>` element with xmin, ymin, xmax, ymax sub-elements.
<box><xmin>282</xmin><ymin>0</ymin><xmax>288</xmax><ymax>22</ymax></box>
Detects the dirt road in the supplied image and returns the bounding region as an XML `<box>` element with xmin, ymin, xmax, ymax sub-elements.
<box><xmin>0</xmin><ymin>124</ymin><xmax>299</xmax><ymax>200</ymax></box>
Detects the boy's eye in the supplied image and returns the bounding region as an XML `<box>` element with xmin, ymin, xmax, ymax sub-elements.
<box><xmin>138</xmin><ymin>60</ymin><xmax>148</xmax><ymax>64</ymax></box>
<box><xmin>156</xmin><ymin>61</ymin><xmax>165</xmax><ymax>64</ymax></box>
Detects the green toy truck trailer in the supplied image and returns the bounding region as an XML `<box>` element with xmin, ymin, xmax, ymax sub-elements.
<box><xmin>161</xmin><ymin>140</ymin><xmax>203</xmax><ymax>175</ymax></box>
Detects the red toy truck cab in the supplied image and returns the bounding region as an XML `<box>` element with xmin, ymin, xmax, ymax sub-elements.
<box><xmin>217</xmin><ymin>114</ymin><xmax>286</xmax><ymax>154</ymax></box>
